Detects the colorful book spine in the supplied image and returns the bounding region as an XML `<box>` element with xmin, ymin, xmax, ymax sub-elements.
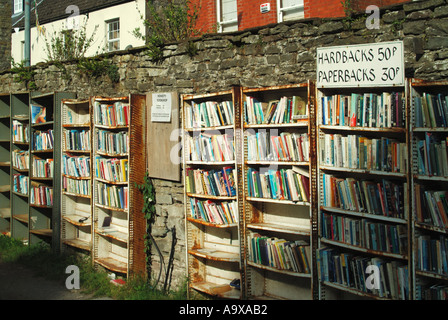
<box><xmin>320</xmin><ymin>133</ymin><xmax>407</xmax><ymax>173</ymax></box>
<box><xmin>321</xmin><ymin>92</ymin><xmax>405</xmax><ymax>128</ymax></box>
<box><xmin>185</xmin><ymin>100</ymin><xmax>234</xmax><ymax>128</ymax></box>
<box><xmin>186</xmin><ymin>133</ymin><xmax>235</xmax><ymax>162</ymax></box>
<box><xmin>246</xmin><ymin>167</ymin><xmax>310</xmax><ymax>202</ymax></box>
<box><xmin>185</xmin><ymin>167</ymin><xmax>236</xmax><ymax>197</ymax></box>
<box><xmin>95</xmin><ymin>129</ymin><xmax>129</xmax><ymax>155</ymax></box>
<box><xmin>318</xmin><ymin>247</ymin><xmax>409</xmax><ymax>299</ymax></box>
<box><xmin>62</xmin><ymin>154</ymin><xmax>91</xmax><ymax>178</ymax></box>
<box><xmin>189</xmin><ymin>198</ymin><xmax>238</xmax><ymax>224</ymax></box>
<box><xmin>64</xmin><ymin>129</ymin><xmax>91</xmax><ymax>151</ymax></box>
<box><xmin>246</xmin><ymin>131</ymin><xmax>309</xmax><ymax>162</ymax></box>
<box><xmin>248</xmin><ymin>233</ymin><xmax>311</xmax><ymax>273</ymax></box>
<box><xmin>322</xmin><ymin>174</ymin><xmax>406</xmax><ymax>219</ymax></box>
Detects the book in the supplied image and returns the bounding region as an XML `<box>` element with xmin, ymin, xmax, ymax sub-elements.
<box><xmin>31</xmin><ymin>104</ymin><xmax>46</xmax><ymax>124</ymax></box>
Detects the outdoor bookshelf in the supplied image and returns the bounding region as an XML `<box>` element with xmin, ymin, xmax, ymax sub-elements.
<box><xmin>316</xmin><ymin>84</ymin><xmax>412</xmax><ymax>300</ymax></box>
<box><xmin>92</xmin><ymin>94</ymin><xmax>146</xmax><ymax>278</ymax></box>
<box><xmin>10</xmin><ymin>92</ymin><xmax>32</xmax><ymax>244</ymax></box>
<box><xmin>241</xmin><ymin>82</ymin><xmax>317</xmax><ymax>300</ymax></box>
<box><xmin>182</xmin><ymin>87</ymin><xmax>244</xmax><ymax>299</ymax></box>
<box><xmin>60</xmin><ymin>99</ymin><xmax>93</xmax><ymax>253</ymax></box>
<box><xmin>0</xmin><ymin>93</ymin><xmax>11</xmax><ymax>237</ymax></box>
<box><xmin>410</xmin><ymin>79</ymin><xmax>448</xmax><ymax>300</ymax></box>
<box><xmin>28</xmin><ymin>91</ymin><xmax>76</xmax><ymax>249</ymax></box>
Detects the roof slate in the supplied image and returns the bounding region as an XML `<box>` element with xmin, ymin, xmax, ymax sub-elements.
<box><xmin>12</xmin><ymin>0</ymin><xmax>136</xmax><ymax>29</ymax></box>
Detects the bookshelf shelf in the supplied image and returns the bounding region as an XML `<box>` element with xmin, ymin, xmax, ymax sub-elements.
<box><xmin>186</xmin><ymin>216</ymin><xmax>238</xmax><ymax>228</ymax></box>
<box><xmin>63</xmin><ymin>239</ymin><xmax>91</xmax><ymax>251</ymax></box>
<box><xmin>182</xmin><ymin>87</ymin><xmax>244</xmax><ymax>299</ymax></box>
<box><xmin>410</xmin><ymin>79</ymin><xmax>448</xmax><ymax>300</ymax></box>
<box><xmin>247</xmin><ymin>222</ymin><xmax>310</xmax><ymax>236</ymax></box>
<box><xmin>242</xmin><ymin>81</ymin><xmax>316</xmax><ymax>300</ymax></box>
<box><xmin>92</xmin><ymin>94</ymin><xmax>146</xmax><ymax>279</ymax></box>
<box><xmin>247</xmin><ymin>260</ymin><xmax>312</xmax><ymax>278</ymax></box>
<box><xmin>317</xmin><ymin>83</ymin><xmax>411</xmax><ymax>300</ymax></box>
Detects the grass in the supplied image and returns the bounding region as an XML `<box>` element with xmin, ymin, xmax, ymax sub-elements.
<box><xmin>0</xmin><ymin>235</ymin><xmax>188</xmax><ymax>300</ymax></box>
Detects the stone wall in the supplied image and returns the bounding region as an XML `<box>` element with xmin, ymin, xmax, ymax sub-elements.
<box><xmin>0</xmin><ymin>0</ymin><xmax>11</xmax><ymax>71</ymax></box>
<box><xmin>1</xmin><ymin>0</ymin><xmax>448</xmax><ymax>291</ymax></box>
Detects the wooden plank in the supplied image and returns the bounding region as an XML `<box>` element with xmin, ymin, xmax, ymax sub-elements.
<box><xmin>146</xmin><ymin>92</ymin><xmax>180</xmax><ymax>182</ymax></box>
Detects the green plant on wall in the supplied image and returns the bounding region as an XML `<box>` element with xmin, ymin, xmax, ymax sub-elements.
<box><xmin>133</xmin><ymin>0</ymin><xmax>203</xmax><ymax>62</ymax></box>
<box><xmin>10</xmin><ymin>58</ymin><xmax>37</xmax><ymax>90</ymax></box>
<box><xmin>135</xmin><ymin>172</ymin><xmax>156</xmax><ymax>280</ymax></box>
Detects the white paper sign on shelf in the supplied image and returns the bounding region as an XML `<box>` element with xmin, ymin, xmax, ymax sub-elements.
<box><xmin>316</xmin><ymin>41</ymin><xmax>404</xmax><ymax>88</ymax></box>
<box><xmin>151</xmin><ymin>92</ymin><xmax>172</xmax><ymax>122</ymax></box>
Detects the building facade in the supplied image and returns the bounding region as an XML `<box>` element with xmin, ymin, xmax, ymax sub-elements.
<box><xmin>193</xmin><ymin>0</ymin><xmax>411</xmax><ymax>34</ymax></box>
<box><xmin>10</xmin><ymin>0</ymin><xmax>146</xmax><ymax>66</ymax></box>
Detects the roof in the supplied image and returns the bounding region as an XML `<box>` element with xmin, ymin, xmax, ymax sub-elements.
<box><xmin>12</xmin><ymin>0</ymin><xmax>136</xmax><ymax>30</ymax></box>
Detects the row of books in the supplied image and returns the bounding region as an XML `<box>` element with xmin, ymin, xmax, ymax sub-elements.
<box><xmin>414</xmin><ymin>92</ymin><xmax>448</xmax><ymax>128</ymax></box>
<box><xmin>13</xmin><ymin>174</ymin><xmax>28</xmax><ymax>195</ymax></box>
<box><xmin>246</xmin><ymin>131</ymin><xmax>309</xmax><ymax>162</ymax></box>
<box><xmin>12</xmin><ymin>120</ymin><xmax>29</xmax><ymax>143</ymax></box>
<box><xmin>94</xmin><ymin>156</ymin><xmax>128</xmax><ymax>182</ymax></box>
<box><xmin>63</xmin><ymin>176</ymin><xmax>91</xmax><ymax>196</ymax></box>
<box><xmin>319</xmin><ymin>134</ymin><xmax>407</xmax><ymax>173</ymax></box>
<box><xmin>62</xmin><ymin>154</ymin><xmax>90</xmax><ymax>178</ymax></box>
<box><xmin>417</xmin><ymin>284</ymin><xmax>448</xmax><ymax>300</ymax></box>
<box><xmin>248</xmin><ymin>233</ymin><xmax>311</xmax><ymax>274</ymax></box>
<box><xmin>94</xmin><ymin>102</ymin><xmax>130</xmax><ymax>127</ymax></box>
<box><xmin>244</xmin><ymin>95</ymin><xmax>308</xmax><ymax>125</ymax></box>
<box><xmin>318</xmin><ymin>247</ymin><xmax>409</xmax><ymax>299</ymax></box>
<box><xmin>30</xmin><ymin>184</ymin><xmax>53</xmax><ymax>207</ymax></box>
<box><xmin>416</xmin><ymin>234</ymin><xmax>448</xmax><ymax>276</ymax></box>
<box><xmin>64</xmin><ymin>129</ymin><xmax>91</xmax><ymax>151</ymax></box>
<box><xmin>321</xmin><ymin>212</ymin><xmax>408</xmax><ymax>255</ymax></box>
<box><xmin>322</xmin><ymin>174</ymin><xmax>407</xmax><ymax>219</ymax></box>
<box><xmin>32</xmin><ymin>157</ymin><xmax>53</xmax><ymax>178</ymax></box>
<box><xmin>95</xmin><ymin>129</ymin><xmax>129</xmax><ymax>155</ymax></box>
<box><xmin>185</xmin><ymin>133</ymin><xmax>235</xmax><ymax>162</ymax></box>
<box><xmin>416</xmin><ymin>133</ymin><xmax>448</xmax><ymax>177</ymax></box>
<box><xmin>246</xmin><ymin>167</ymin><xmax>310</xmax><ymax>202</ymax></box>
<box><xmin>185</xmin><ymin>167</ymin><xmax>236</xmax><ymax>197</ymax></box>
<box><xmin>320</xmin><ymin>92</ymin><xmax>406</xmax><ymax>128</ymax></box>
<box><xmin>415</xmin><ymin>185</ymin><xmax>448</xmax><ymax>229</ymax></box>
<box><xmin>189</xmin><ymin>198</ymin><xmax>238</xmax><ymax>225</ymax></box>
<box><xmin>184</xmin><ymin>100</ymin><xmax>234</xmax><ymax>129</ymax></box>
<box><xmin>12</xmin><ymin>150</ymin><xmax>29</xmax><ymax>170</ymax></box>
<box><xmin>32</xmin><ymin>129</ymin><xmax>54</xmax><ymax>151</ymax></box>
<box><xmin>96</xmin><ymin>182</ymin><xmax>129</xmax><ymax>210</ymax></box>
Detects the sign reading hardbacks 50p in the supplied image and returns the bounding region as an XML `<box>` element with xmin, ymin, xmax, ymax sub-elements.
<box><xmin>316</xmin><ymin>41</ymin><xmax>404</xmax><ymax>88</ymax></box>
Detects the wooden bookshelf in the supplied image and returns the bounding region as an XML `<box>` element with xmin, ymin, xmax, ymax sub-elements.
<box><xmin>241</xmin><ymin>82</ymin><xmax>317</xmax><ymax>300</ymax></box>
<box><xmin>61</xmin><ymin>99</ymin><xmax>93</xmax><ymax>254</ymax></box>
<box><xmin>92</xmin><ymin>94</ymin><xmax>146</xmax><ymax>279</ymax></box>
<box><xmin>0</xmin><ymin>93</ymin><xmax>11</xmax><ymax>236</ymax></box>
<box><xmin>28</xmin><ymin>91</ymin><xmax>76</xmax><ymax>249</ymax></box>
<box><xmin>316</xmin><ymin>84</ymin><xmax>412</xmax><ymax>300</ymax></box>
<box><xmin>182</xmin><ymin>87</ymin><xmax>244</xmax><ymax>299</ymax></box>
<box><xmin>410</xmin><ymin>79</ymin><xmax>448</xmax><ymax>300</ymax></box>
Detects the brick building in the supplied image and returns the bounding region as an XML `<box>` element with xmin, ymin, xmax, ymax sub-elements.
<box><xmin>193</xmin><ymin>0</ymin><xmax>411</xmax><ymax>34</ymax></box>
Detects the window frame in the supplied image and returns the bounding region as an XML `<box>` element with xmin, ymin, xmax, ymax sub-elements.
<box><xmin>216</xmin><ymin>0</ymin><xmax>238</xmax><ymax>33</ymax></box>
<box><xmin>276</xmin><ymin>0</ymin><xmax>305</xmax><ymax>23</ymax></box>
<box><xmin>13</xmin><ymin>0</ymin><xmax>23</xmax><ymax>14</ymax></box>
<box><xmin>106</xmin><ymin>18</ymin><xmax>120</xmax><ymax>52</ymax></box>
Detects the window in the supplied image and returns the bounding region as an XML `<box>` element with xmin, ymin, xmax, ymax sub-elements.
<box><xmin>277</xmin><ymin>0</ymin><xmax>304</xmax><ymax>22</ymax></box>
<box><xmin>217</xmin><ymin>0</ymin><xmax>238</xmax><ymax>33</ymax></box>
<box><xmin>106</xmin><ymin>19</ymin><xmax>120</xmax><ymax>52</ymax></box>
<box><xmin>13</xmin><ymin>0</ymin><xmax>23</xmax><ymax>14</ymax></box>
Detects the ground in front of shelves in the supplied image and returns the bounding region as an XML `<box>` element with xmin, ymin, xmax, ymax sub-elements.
<box><xmin>0</xmin><ymin>260</ymin><xmax>112</xmax><ymax>300</ymax></box>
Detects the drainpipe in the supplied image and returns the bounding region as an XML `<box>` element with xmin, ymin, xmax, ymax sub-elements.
<box><xmin>24</xmin><ymin>0</ymin><xmax>30</xmax><ymax>66</ymax></box>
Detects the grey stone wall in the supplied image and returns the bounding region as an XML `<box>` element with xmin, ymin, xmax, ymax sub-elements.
<box><xmin>1</xmin><ymin>0</ymin><xmax>448</xmax><ymax>290</ymax></box>
<box><xmin>0</xmin><ymin>0</ymin><xmax>11</xmax><ymax>71</ymax></box>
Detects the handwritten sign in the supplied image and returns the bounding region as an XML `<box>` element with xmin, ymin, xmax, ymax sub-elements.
<box><xmin>316</xmin><ymin>41</ymin><xmax>404</xmax><ymax>88</ymax></box>
<box><xmin>151</xmin><ymin>93</ymin><xmax>172</xmax><ymax>122</ymax></box>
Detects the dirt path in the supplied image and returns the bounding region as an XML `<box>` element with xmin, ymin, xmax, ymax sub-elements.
<box><xmin>0</xmin><ymin>261</ymin><xmax>111</xmax><ymax>300</ymax></box>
